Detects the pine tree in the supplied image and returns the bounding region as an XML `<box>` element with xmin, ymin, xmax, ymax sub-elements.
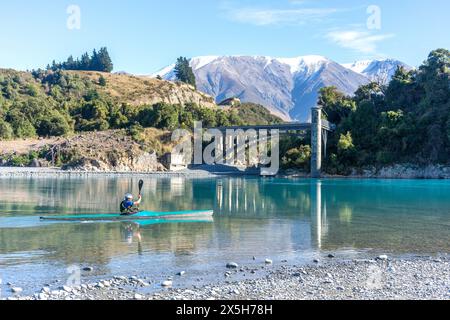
<box><xmin>66</xmin><ymin>55</ymin><xmax>75</xmax><ymax>70</ymax></box>
<box><xmin>80</xmin><ymin>53</ymin><xmax>91</xmax><ymax>70</ymax></box>
<box><xmin>98</xmin><ymin>75</ymin><xmax>107</xmax><ymax>86</ymax></box>
<box><xmin>90</xmin><ymin>49</ymin><xmax>100</xmax><ymax>71</ymax></box>
<box><xmin>97</xmin><ymin>47</ymin><xmax>113</xmax><ymax>73</ymax></box>
<box><xmin>174</xmin><ymin>57</ymin><xmax>196</xmax><ymax>88</ymax></box>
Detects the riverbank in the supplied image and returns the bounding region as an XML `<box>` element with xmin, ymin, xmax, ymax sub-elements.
<box><xmin>4</xmin><ymin>255</ymin><xmax>449</xmax><ymax>301</ymax></box>
<box><xmin>2</xmin><ymin>163</ymin><xmax>450</xmax><ymax>180</ymax></box>
<box><xmin>0</xmin><ymin>166</ymin><xmax>240</xmax><ymax>179</ymax></box>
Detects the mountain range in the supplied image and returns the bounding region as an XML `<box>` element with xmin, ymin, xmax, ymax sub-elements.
<box><xmin>151</xmin><ymin>55</ymin><xmax>411</xmax><ymax>121</ymax></box>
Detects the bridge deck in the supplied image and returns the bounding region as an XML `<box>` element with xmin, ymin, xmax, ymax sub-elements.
<box><xmin>213</xmin><ymin>120</ymin><xmax>335</xmax><ymax>132</ymax></box>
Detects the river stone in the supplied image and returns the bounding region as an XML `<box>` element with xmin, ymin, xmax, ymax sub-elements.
<box><xmin>83</xmin><ymin>267</ymin><xmax>94</xmax><ymax>272</ymax></box>
<box><xmin>226</xmin><ymin>262</ymin><xmax>239</xmax><ymax>269</ymax></box>
<box><xmin>162</xmin><ymin>280</ymin><xmax>173</xmax><ymax>287</ymax></box>
<box><xmin>177</xmin><ymin>271</ymin><xmax>186</xmax><ymax>276</ymax></box>
<box><xmin>377</xmin><ymin>255</ymin><xmax>389</xmax><ymax>261</ymax></box>
<box><xmin>61</xmin><ymin>285</ymin><xmax>72</xmax><ymax>293</ymax></box>
<box><xmin>11</xmin><ymin>287</ymin><xmax>23</xmax><ymax>294</ymax></box>
<box><xmin>41</xmin><ymin>287</ymin><xmax>51</xmax><ymax>294</ymax></box>
<box><xmin>38</xmin><ymin>293</ymin><xmax>48</xmax><ymax>300</ymax></box>
<box><xmin>134</xmin><ymin>294</ymin><xmax>143</xmax><ymax>300</ymax></box>
<box><xmin>328</xmin><ymin>254</ymin><xmax>335</xmax><ymax>258</ymax></box>
<box><xmin>265</xmin><ymin>259</ymin><xmax>273</xmax><ymax>265</ymax></box>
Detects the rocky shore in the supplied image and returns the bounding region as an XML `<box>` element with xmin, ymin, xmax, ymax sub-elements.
<box><xmin>0</xmin><ymin>166</ymin><xmax>216</xmax><ymax>178</ymax></box>
<box><xmin>3</xmin><ymin>255</ymin><xmax>449</xmax><ymax>301</ymax></box>
<box><xmin>351</xmin><ymin>164</ymin><xmax>450</xmax><ymax>179</ymax></box>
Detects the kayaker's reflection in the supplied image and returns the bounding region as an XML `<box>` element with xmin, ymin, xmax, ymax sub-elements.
<box><xmin>121</xmin><ymin>222</ymin><xmax>143</xmax><ymax>255</ymax></box>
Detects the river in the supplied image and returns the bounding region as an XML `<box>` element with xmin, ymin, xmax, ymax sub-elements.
<box><xmin>0</xmin><ymin>177</ymin><xmax>449</xmax><ymax>297</ymax></box>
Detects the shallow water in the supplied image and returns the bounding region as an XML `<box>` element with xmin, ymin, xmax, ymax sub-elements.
<box><xmin>0</xmin><ymin>177</ymin><xmax>449</xmax><ymax>297</ymax></box>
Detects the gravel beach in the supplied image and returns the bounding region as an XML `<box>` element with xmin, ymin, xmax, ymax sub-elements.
<box><xmin>0</xmin><ymin>166</ymin><xmax>257</xmax><ymax>179</ymax></box>
<box><xmin>4</xmin><ymin>256</ymin><xmax>449</xmax><ymax>301</ymax></box>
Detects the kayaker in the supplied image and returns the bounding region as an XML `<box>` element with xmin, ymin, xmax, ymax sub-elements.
<box><xmin>120</xmin><ymin>193</ymin><xmax>142</xmax><ymax>215</ymax></box>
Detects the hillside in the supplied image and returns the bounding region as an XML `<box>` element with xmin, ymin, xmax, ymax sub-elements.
<box><xmin>66</xmin><ymin>71</ymin><xmax>216</xmax><ymax>108</ymax></box>
<box><xmin>0</xmin><ymin>68</ymin><xmax>281</xmax><ymax>138</ymax></box>
<box><xmin>0</xmin><ymin>68</ymin><xmax>283</xmax><ymax>171</ymax></box>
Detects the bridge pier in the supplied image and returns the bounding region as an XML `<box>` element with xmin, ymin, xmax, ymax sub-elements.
<box><xmin>311</xmin><ymin>107</ymin><xmax>322</xmax><ymax>178</ymax></box>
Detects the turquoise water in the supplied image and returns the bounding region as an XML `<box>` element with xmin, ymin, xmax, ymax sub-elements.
<box><xmin>0</xmin><ymin>177</ymin><xmax>449</xmax><ymax>297</ymax></box>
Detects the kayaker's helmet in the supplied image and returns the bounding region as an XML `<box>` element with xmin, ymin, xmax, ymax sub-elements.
<box><xmin>124</xmin><ymin>193</ymin><xmax>133</xmax><ymax>200</ymax></box>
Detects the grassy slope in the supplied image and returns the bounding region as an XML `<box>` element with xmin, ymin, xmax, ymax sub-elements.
<box><xmin>65</xmin><ymin>71</ymin><xmax>216</xmax><ymax>107</ymax></box>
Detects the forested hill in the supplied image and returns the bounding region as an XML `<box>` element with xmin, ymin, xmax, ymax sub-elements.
<box><xmin>0</xmin><ymin>68</ymin><xmax>281</xmax><ymax>140</ymax></box>
<box><xmin>319</xmin><ymin>49</ymin><xmax>450</xmax><ymax>173</ymax></box>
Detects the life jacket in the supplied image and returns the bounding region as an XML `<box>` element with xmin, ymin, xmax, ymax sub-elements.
<box><xmin>120</xmin><ymin>200</ymin><xmax>134</xmax><ymax>213</ymax></box>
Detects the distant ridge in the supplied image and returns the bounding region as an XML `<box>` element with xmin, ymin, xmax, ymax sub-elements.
<box><xmin>151</xmin><ymin>55</ymin><xmax>410</xmax><ymax>121</ymax></box>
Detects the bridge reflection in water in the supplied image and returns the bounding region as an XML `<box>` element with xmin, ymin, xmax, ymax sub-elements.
<box><xmin>214</xmin><ymin>179</ymin><xmax>329</xmax><ymax>250</ymax></box>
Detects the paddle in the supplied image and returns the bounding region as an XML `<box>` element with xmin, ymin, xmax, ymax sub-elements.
<box><xmin>138</xmin><ymin>179</ymin><xmax>144</xmax><ymax>196</ymax></box>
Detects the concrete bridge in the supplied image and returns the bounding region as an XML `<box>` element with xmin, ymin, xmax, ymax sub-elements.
<box><xmin>212</xmin><ymin>107</ymin><xmax>336</xmax><ymax>177</ymax></box>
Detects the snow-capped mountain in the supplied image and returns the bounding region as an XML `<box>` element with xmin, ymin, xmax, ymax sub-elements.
<box><xmin>343</xmin><ymin>59</ymin><xmax>411</xmax><ymax>83</ymax></box>
<box><xmin>152</xmin><ymin>55</ymin><xmax>410</xmax><ymax>121</ymax></box>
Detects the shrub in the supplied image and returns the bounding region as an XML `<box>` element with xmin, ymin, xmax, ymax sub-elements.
<box><xmin>37</xmin><ymin>113</ymin><xmax>71</xmax><ymax>137</ymax></box>
<box><xmin>0</xmin><ymin>119</ymin><xmax>14</xmax><ymax>140</ymax></box>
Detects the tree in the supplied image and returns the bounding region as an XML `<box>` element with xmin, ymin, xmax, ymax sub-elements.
<box><xmin>90</xmin><ymin>49</ymin><xmax>100</xmax><ymax>71</ymax></box>
<box><xmin>319</xmin><ymin>87</ymin><xmax>356</xmax><ymax>125</ymax></box>
<box><xmin>0</xmin><ymin>119</ymin><xmax>13</xmax><ymax>140</ymax></box>
<box><xmin>97</xmin><ymin>47</ymin><xmax>114</xmax><ymax>73</ymax></box>
<box><xmin>36</xmin><ymin>112</ymin><xmax>71</xmax><ymax>137</ymax></box>
<box><xmin>174</xmin><ymin>57</ymin><xmax>196</xmax><ymax>88</ymax></box>
<box><xmin>80</xmin><ymin>53</ymin><xmax>91</xmax><ymax>70</ymax></box>
<box><xmin>99</xmin><ymin>75</ymin><xmax>107</xmax><ymax>87</ymax></box>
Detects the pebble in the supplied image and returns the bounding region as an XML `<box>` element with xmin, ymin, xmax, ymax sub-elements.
<box><xmin>61</xmin><ymin>285</ymin><xmax>72</xmax><ymax>293</ymax></box>
<box><xmin>265</xmin><ymin>259</ymin><xmax>273</xmax><ymax>265</ymax></box>
<box><xmin>313</xmin><ymin>259</ymin><xmax>320</xmax><ymax>263</ymax></box>
<box><xmin>162</xmin><ymin>281</ymin><xmax>173</xmax><ymax>287</ymax></box>
<box><xmin>11</xmin><ymin>287</ymin><xmax>23</xmax><ymax>294</ymax></box>
<box><xmin>328</xmin><ymin>254</ymin><xmax>335</xmax><ymax>258</ymax></box>
<box><xmin>83</xmin><ymin>267</ymin><xmax>94</xmax><ymax>272</ymax></box>
<box><xmin>38</xmin><ymin>293</ymin><xmax>48</xmax><ymax>300</ymax></box>
<box><xmin>226</xmin><ymin>262</ymin><xmax>239</xmax><ymax>269</ymax></box>
<box><xmin>177</xmin><ymin>271</ymin><xmax>186</xmax><ymax>276</ymax></box>
<box><xmin>41</xmin><ymin>287</ymin><xmax>51</xmax><ymax>294</ymax></box>
<box><xmin>134</xmin><ymin>294</ymin><xmax>143</xmax><ymax>300</ymax></box>
<box><xmin>377</xmin><ymin>255</ymin><xmax>389</xmax><ymax>261</ymax></box>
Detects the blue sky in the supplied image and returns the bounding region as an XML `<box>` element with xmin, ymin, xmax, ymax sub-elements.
<box><xmin>0</xmin><ymin>0</ymin><xmax>448</xmax><ymax>74</ymax></box>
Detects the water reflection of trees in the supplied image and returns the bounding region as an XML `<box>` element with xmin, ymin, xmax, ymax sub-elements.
<box><xmin>1</xmin><ymin>177</ymin><xmax>449</xmax><ymax>270</ymax></box>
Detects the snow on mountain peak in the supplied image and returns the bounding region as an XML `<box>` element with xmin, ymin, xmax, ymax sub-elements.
<box><xmin>342</xmin><ymin>58</ymin><xmax>411</xmax><ymax>83</ymax></box>
<box><xmin>342</xmin><ymin>60</ymin><xmax>374</xmax><ymax>74</ymax></box>
<box><xmin>276</xmin><ymin>55</ymin><xmax>329</xmax><ymax>74</ymax></box>
<box><xmin>190</xmin><ymin>56</ymin><xmax>220</xmax><ymax>70</ymax></box>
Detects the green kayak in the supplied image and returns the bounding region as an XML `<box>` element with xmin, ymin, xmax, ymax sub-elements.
<box><xmin>40</xmin><ymin>210</ymin><xmax>214</xmax><ymax>222</ymax></box>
